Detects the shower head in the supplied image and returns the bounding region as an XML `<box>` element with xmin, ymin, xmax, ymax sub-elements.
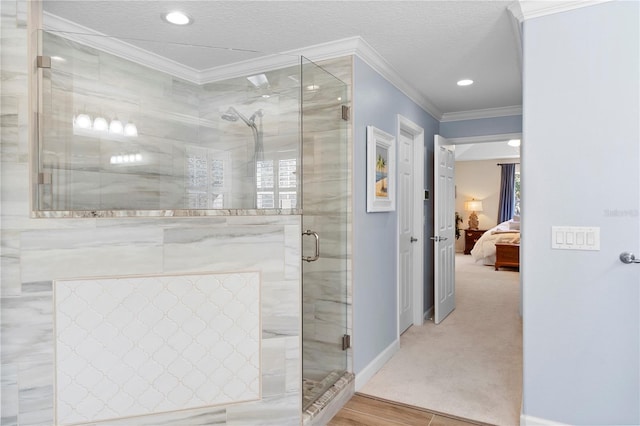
<box><xmin>222</xmin><ymin>106</ymin><xmax>264</xmax><ymax>128</ymax></box>
<box><xmin>249</xmin><ymin>109</ymin><xmax>264</xmax><ymax>123</ymax></box>
<box><xmin>221</xmin><ymin>108</ymin><xmax>239</xmax><ymax>122</ymax></box>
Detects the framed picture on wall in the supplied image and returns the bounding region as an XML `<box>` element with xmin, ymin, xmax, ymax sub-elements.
<box><xmin>367</xmin><ymin>125</ymin><xmax>396</xmax><ymax>212</ymax></box>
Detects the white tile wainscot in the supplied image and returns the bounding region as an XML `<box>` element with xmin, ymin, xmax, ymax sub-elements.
<box><xmin>53</xmin><ymin>272</ymin><xmax>261</xmax><ymax>425</ymax></box>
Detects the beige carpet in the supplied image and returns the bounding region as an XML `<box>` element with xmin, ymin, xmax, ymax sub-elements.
<box><xmin>359</xmin><ymin>253</ymin><xmax>522</xmax><ymax>426</ymax></box>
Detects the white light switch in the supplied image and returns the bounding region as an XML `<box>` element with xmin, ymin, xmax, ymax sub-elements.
<box><xmin>552</xmin><ymin>226</ymin><xmax>600</xmax><ymax>251</ymax></box>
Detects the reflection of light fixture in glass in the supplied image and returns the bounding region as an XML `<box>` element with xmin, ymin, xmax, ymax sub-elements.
<box><xmin>124</xmin><ymin>122</ymin><xmax>138</xmax><ymax>137</ymax></box>
<box><xmin>110</xmin><ymin>153</ymin><xmax>143</xmax><ymax>164</ymax></box>
<box><xmin>508</xmin><ymin>139</ymin><xmax>521</xmax><ymax>147</ymax></box>
<box><xmin>73</xmin><ymin>113</ymin><xmax>138</xmax><ymax>137</ymax></box>
<box><xmin>464</xmin><ymin>199</ymin><xmax>483</xmax><ymax>230</ymax></box>
<box><xmin>109</xmin><ymin>119</ymin><xmax>124</xmax><ymax>135</ymax></box>
<box><xmin>74</xmin><ymin>113</ymin><xmax>92</xmax><ymax>129</ymax></box>
<box><xmin>93</xmin><ymin>116</ymin><xmax>109</xmax><ymax>131</ymax></box>
<box><xmin>306</xmin><ymin>84</ymin><xmax>320</xmax><ymax>91</ymax></box>
<box><xmin>162</xmin><ymin>11</ymin><xmax>192</xmax><ymax>25</ymax></box>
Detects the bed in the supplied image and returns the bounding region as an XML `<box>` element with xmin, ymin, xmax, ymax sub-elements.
<box><xmin>470</xmin><ymin>220</ymin><xmax>520</xmax><ymax>267</ymax></box>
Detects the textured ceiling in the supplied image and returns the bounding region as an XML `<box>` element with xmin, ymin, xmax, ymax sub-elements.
<box><xmin>42</xmin><ymin>1</ymin><xmax>523</xmax><ymax>117</ymax></box>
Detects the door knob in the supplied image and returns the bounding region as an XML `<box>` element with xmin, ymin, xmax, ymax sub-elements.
<box><xmin>619</xmin><ymin>252</ymin><xmax>640</xmax><ymax>264</ymax></box>
<box><xmin>410</xmin><ymin>237</ymin><xmax>418</xmax><ymax>243</ymax></box>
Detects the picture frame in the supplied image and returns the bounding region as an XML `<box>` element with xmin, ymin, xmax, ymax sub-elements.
<box><xmin>367</xmin><ymin>125</ymin><xmax>396</xmax><ymax>212</ymax></box>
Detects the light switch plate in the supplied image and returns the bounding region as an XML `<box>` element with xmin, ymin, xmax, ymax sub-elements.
<box><xmin>552</xmin><ymin>226</ymin><xmax>600</xmax><ymax>251</ymax></box>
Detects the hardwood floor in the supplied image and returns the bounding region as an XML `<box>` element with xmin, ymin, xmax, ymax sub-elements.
<box><xmin>328</xmin><ymin>394</ymin><xmax>491</xmax><ymax>426</ymax></box>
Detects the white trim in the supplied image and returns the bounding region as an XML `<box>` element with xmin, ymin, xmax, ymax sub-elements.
<box><xmin>520</xmin><ymin>414</ymin><xmax>571</xmax><ymax>426</ymax></box>
<box><xmin>354</xmin><ymin>38</ymin><xmax>442</xmax><ymax>119</ymax></box>
<box><xmin>446</xmin><ymin>132</ymin><xmax>523</xmax><ymax>146</ymax></box>
<box><xmin>41</xmin><ymin>12</ymin><xmax>529</xmax><ymax>122</ymax></box>
<box><xmin>43</xmin><ymin>12</ymin><xmax>203</xmax><ymax>84</ymax></box>
<box><xmin>440</xmin><ymin>105</ymin><xmax>522</xmax><ymax>122</ymax></box>
<box><xmin>354</xmin><ymin>339</ymin><xmax>399</xmax><ymax>391</ymax></box>
<box><xmin>507</xmin><ymin>2</ymin><xmax>523</xmax><ymax>74</ymax></box>
<box><xmin>396</xmin><ymin>115</ymin><xmax>425</xmax><ymax>333</ymax></box>
<box><xmin>514</xmin><ymin>0</ymin><xmax>614</xmax><ymax>22</ymax></box>
<box><xmin>198</xmin><ymin>36</ymin><xmax>363</xmax><ymax>84</ymax></box>
<box><xmin>40</xmin><ymin>12</ymin><xmax>445</xmax><ymax>118</ymax></box>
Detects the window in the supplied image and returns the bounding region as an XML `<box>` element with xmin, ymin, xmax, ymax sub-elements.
<box><xmin>256</xmin><ymin>157</ymin><xmax>297</xmax><ymax>209</ymax></box>
<box><xmin>186</xmin><ymin>146</ymin><xmax>230</xmax><ymax>209</ymax></box>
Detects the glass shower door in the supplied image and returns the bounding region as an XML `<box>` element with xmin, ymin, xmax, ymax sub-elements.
<box><xmin>301</xmin><ymin>57</ymin><xmax>349</xmax><ymax>410</ymax></box>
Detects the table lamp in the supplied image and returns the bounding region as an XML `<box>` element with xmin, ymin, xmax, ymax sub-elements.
<box><xmin>464</xmin><ymin>199</ymin><xmax>483</xmax><ymax>230</ymax></box>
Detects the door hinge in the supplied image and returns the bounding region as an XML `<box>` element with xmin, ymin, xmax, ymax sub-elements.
<box><xmin>37</xmin><ymin>56</ymin><xmax>51</xmax><ymax>69</ymax></box>
<box><xmin>341</xmin><ymin>334</ymin><xmax>351</xmax><ymax>350</ymax></box>
<box><xmin>341</xmin><ymin>105</ymin><xmax>350</xmax><ymax>121</ymax></box>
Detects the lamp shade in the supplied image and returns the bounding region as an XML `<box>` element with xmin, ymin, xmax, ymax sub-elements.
<box><xmin>464</xmin><ymin>199</ymin><xmax>483</xmax><ymax>212</ymax></box>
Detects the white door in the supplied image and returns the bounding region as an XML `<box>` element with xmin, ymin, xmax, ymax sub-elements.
<box><xmin>398</xmin><ymin>130</ymin><xmax>414</xmax><ymax>333</ymax></box>
<box><xmin>433</xmin><ymin>135</ymin><xmax>456</xmax><ymax>324</ymax></box>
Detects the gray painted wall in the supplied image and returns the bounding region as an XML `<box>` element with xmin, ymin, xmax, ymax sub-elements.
<box><xmin>352</xmin><ymin>57</ymin><xmax>438</xmax><ymax>374</ymax></box>
<box><xmin>440</xmin><ymin>115</ymin><xmax>522</xmax><ymax>139</ymax></box>
<box><xmin>522</xmin><ymin>2</ymin><xmax>639</xmax><ymax>424</ymax></box>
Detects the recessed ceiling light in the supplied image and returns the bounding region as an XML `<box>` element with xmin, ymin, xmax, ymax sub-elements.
<box><xmin>508</xmin><ymin>139</ymin><xmax>521</xmax><ymax>147</ymax></box>
<box><xmin>457</xmin><ymin>79</ymin><xmax>474</xmax><ymax>86</ymax></box>
<box><xmin>162</xmin><ymin>11</ymin><xmax>193</xmax><ymax>25</ymax></box>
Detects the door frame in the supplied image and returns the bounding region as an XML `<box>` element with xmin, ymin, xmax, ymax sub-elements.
<box><xmin>441</xmin><ymin>132</ymin><xmax>523</xmax><ymax>316</ymax></box>
<box><xmin>396</xmin><ymin>115</ymin><xmax>425</xmax><ymax>337</ymax></box>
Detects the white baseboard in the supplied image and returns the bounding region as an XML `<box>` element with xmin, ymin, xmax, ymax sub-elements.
<box><xmin>354</xmin><ymin>339</ymin><xmax>399</xmax><ymax>391</ymax></box>
<box><xmin>521</xmin><ymin>414</ymin><xmax>571</xmax><ymax>426</ymax></box>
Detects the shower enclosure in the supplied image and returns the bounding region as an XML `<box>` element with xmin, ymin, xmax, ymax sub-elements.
<box><xmin>35</xmin><ymin>28</ymin><xmax>348</xmax><ymax>414</ymax></box>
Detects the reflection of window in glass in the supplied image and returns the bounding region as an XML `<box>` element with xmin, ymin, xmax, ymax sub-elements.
<box><xmin>256</xmin><ymin>158</ymin><xmax>297</xmax><ymax>209</ymax></box>
<box><xmin>186</xmin><ymin>146</ymin><xmax>230</xmax><ymax>209</ymax></box>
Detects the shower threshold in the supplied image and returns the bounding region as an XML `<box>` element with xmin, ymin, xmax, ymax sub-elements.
<box><xmin>302</xmin><ymin>370</ymin><xmax>354</xmax><ymax>425</ymax></box>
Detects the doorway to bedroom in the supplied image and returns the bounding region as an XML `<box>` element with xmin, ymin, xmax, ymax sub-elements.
<box><xmin>357</xmin><ymin>133</ymin><xmax>523</xmax><ymax>425</ymax></box>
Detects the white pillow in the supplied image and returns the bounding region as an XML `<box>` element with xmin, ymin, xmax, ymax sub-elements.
<box><xmin>508</xmin><ymin>220</ymin><xmax>521</xmax><ymax>230</ymax></box>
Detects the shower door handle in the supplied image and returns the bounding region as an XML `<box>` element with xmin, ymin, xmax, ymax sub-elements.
<box><xmin>302</xmin><ymin>230</ymin><xmax>320</xmax><ymax>262</ymax></box>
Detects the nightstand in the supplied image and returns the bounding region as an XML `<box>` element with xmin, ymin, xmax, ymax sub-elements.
<box><xmin>464</xmin><ymin>229</ymin><xmax>486</xmax><ymax>255</ymax></box>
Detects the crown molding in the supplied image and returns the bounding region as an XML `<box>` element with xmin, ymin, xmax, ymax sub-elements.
<box><xmin>203</xmin><ymin>36</ymin><xmax>444</xmax><ymax>119</ymax></box>
<box><xmin>43</xmin><ymin>12</ymin><xmax>203</xmax><ymax>84</ymax></box>
<box><xmin>440</xmin><ymin>105</ymin><xmax>522</xmax><ymax>122</ymax></box>
<box><xmin>512</xmin><ymin>0</ymin><xmax>614</xmax><ymax>22</ymax></box>
<box><xmin>197</xmin><ymin>36</ymin><xmax>363</xmax><ymax>84</ymax></box>
<box><xmin>349</xmin><ymin>37</ymin><xmax>442</xmax><ymax>119</ymax></box>
<box><xmin>40</xmin><ymin>10</ymin><xmax>528</xmax><ymax>124</ymax></box>
<box><xmin>40</xmin><ymin>14</ymin><xmax>446</xmax><ymax>119</ymax></box>
<box><xmin>446</xmin><ymin>132</ymin><xmax>522</xmax><ymax>145</ymax></box>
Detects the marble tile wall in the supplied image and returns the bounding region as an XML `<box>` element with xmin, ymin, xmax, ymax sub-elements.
<box><xmin>2</xmin><ymin>2</ymin><xmax>356</xmax><ymax>423</ymax></box>
<box><xmin>38</xmin><ymin>32</ymin><xmax>303</xmax><ymax>211</ymax></box>
<box><xmin>301</xmin><ymin>57</ymin><xmax>354</xmax><ymax>385</ymax></box>
<box><xmin>1</xmin><ymin>3</ymin><xmax>303</xmax><ymax>424</ymax></box>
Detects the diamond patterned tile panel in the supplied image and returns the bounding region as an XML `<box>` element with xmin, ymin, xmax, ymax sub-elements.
<box><xmin>54</xmin><ymin>272</ymin><xmax>261</xmax><ymax>425</ymax></box>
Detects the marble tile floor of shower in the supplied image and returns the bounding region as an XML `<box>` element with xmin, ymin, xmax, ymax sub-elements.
<box><xmin>303</xmin><ymin>370</ymin><xmax>350</xmax><ymax>411</ymax></box>
<box><xmin>303</xmin><ymin>371</ymin><xmax>355</xmax><ymax>424</ymax></box>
